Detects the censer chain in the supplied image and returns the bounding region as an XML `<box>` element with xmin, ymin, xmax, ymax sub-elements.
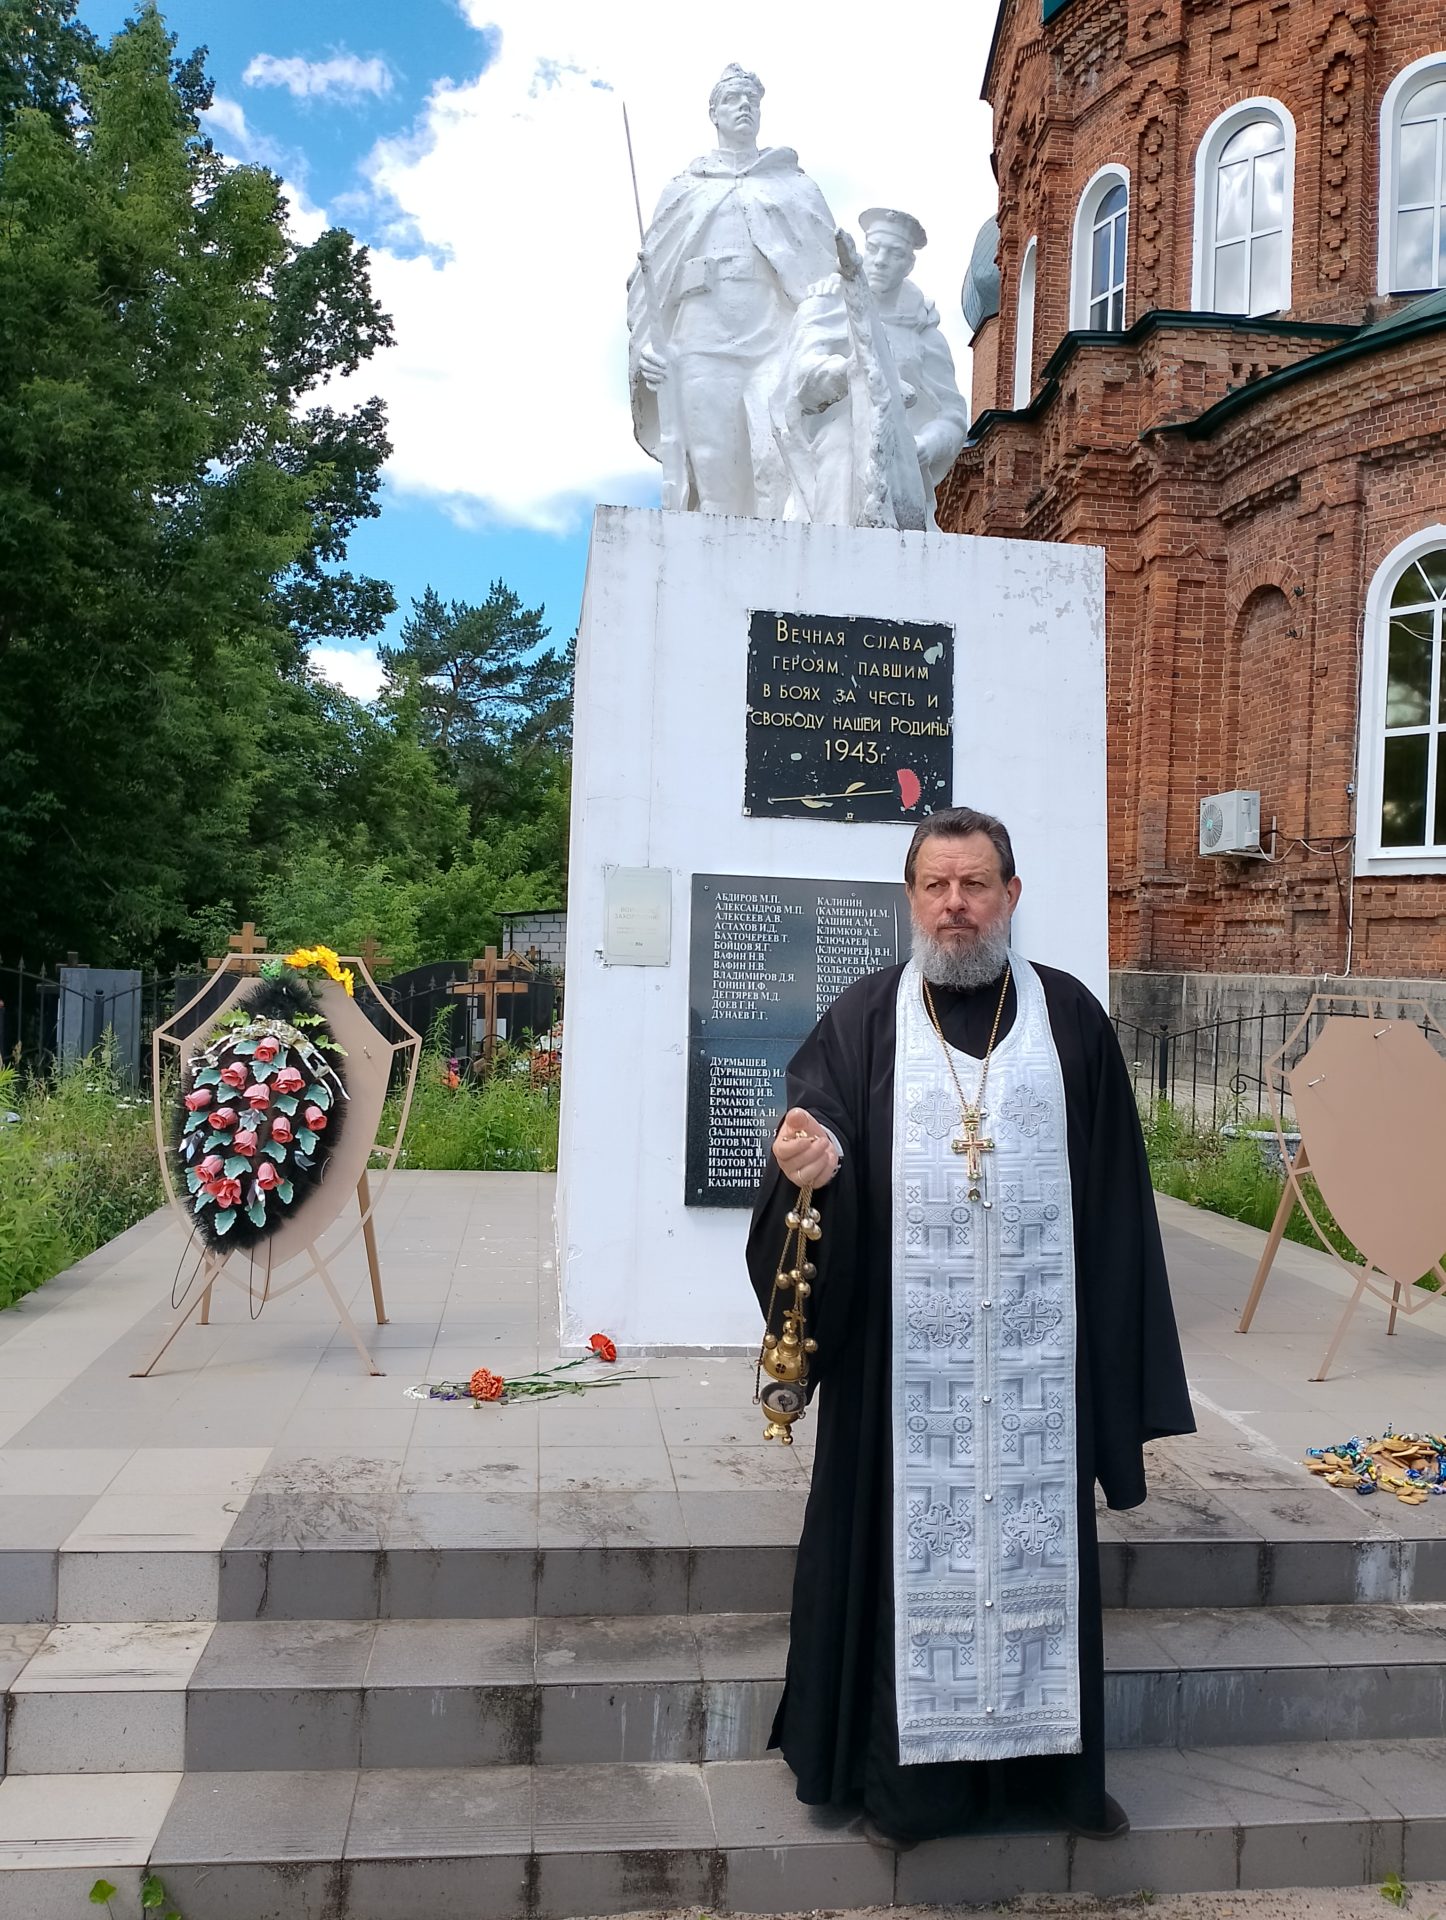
<box><xmin>755</xmin><ymin>1183</ymin><xmax>821</xmax><ymax>1445</ymax></box>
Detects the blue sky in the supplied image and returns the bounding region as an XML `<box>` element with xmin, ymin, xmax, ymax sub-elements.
<box><xmin>76</xmin><ymin>4</ymin><xmax>995</xmax><ymax>697</ymax></box>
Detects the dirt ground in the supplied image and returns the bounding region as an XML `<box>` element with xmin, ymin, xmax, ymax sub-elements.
<box><xmin>585</xmin><ymin>1890</ymin><xmax>1446</xmax><ymax>1920</ymax></box>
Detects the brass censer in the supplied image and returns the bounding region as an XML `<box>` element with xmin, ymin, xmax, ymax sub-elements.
<box><xmin>755</xmin><ymin>1184</ymin><xmax>821</xmax><ymax>1443</ymax></box>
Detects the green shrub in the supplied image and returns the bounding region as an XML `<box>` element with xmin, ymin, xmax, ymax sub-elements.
<box><xmin>380</xmin><ymin>1048</ymin><xmax>559</xmax><ymax>1173</ymax></box>
<box><xmin>0</xmin><ymin>1048</ymin><xmax>164</xmax><ymax>1311</ymax></box>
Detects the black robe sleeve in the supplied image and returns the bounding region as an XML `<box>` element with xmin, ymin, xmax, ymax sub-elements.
<box><xmin>1066</xmin><ymin>982</ymin><xmax>1196</xmax><ymax>1509</ymax></box>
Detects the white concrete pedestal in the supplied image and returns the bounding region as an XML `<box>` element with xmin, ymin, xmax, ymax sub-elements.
<box><xmin>556</xmin><ymin>507</ymin><xmax>1106</xmax><ymax>1349</ymax></box>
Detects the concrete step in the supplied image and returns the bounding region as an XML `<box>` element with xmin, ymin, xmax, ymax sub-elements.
<box><xmin>6</xmin><ymin>1513</ymin><xmax>1445</xmax><ymax>1625</ymax></box>
<box><xmin>3</xmin><ymin>1741</ymin><xmax>1445</xmax><ymax>1919</ymax></box>
<box><xmin>7</xmin><ymin>1605</ymin><xmax>1446</xmax><ymax>1779</ymax></box>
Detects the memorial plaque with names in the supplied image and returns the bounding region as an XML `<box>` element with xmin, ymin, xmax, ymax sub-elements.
<box><xmin>744</xmin><ymin>608</ymin><xmax>955</xmax><ymax>823</ymax></box>
<box><xmin>685</xmin><ymin>872</ymin><xmax>910</xmax><ymax>1207</ymax></box>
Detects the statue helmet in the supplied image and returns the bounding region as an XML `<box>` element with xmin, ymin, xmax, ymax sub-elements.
<box><xmin>860</xmin><ymin>207</ymin><xmax>929</xmax><ymax>252</ymax></box>
<box><xmin>709</xmin><ymin>64</ymin><xmax>764</xmax><ymax>114</ymax></box>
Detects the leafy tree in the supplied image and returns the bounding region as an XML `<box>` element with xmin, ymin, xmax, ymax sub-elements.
<box><xmin>0</xmin><ymin>1</ymin><xmax>395</xmax><ymax>963</ymax></box>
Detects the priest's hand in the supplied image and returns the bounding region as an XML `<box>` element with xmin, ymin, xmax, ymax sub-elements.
<box><xmin>772</xmin><ymin>1108</ymin><xmax>840</xmax><ymax>1189</ymax></box>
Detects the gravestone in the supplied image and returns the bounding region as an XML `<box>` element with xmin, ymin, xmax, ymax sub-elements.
<box><xmin>556</xmin><ymin>507</ymin><xmax>1106</xmax><ymax>1349</ymax></box>
<box><xmin>57</xmin><ymin>967</ymin><xmax>143</xmax><ymax>1083</ymax></box>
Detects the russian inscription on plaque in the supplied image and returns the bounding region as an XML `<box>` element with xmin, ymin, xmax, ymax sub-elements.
<box><xmin>744</xmin><ymin>609</ymin><xmax>955</xmax><ymax>823</ymax></box>
<box><xmin>686</xmin><ymin>872</ymin><xmax>910</xmax><ymax>1206</ymax></box>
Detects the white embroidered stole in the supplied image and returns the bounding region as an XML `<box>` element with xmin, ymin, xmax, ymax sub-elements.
<box><xmin>890</xmin><ymin>955</ymin><xmax>1082</xmax><ymax>1764</ymax></box>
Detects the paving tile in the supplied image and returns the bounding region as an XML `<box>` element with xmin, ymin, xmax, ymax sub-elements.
<box><xmin>535</xmin><ymin>1613</ymin><xmax>700</xmax><ymax>1682</ymax></box>
<box><xmin>345</xmin><ymin>1762</ymin><xmax>531</xmax><ymax>1860</ymax></box>
<box><xmin>62</xmin><ymin>1493</ymin><xmax>243</xmax><ymax>1552</ymax></box>
<box><xmin>670</xmin><ymin>1445</ymin><xmax>809</xmax><ymax>1491</ymax></box>
<box><xmin>57</xmin><ymin>1550</ymin><xmax>218</xmax><ymax>1622</ymax></box>
<box><xmin>367</xmin><ymin>1617</ymin><xmax>535</xmax><ymax>1685</ymax></box>
<box><xmin>151</xmin><ymin>1766</ymin><xmax>357</xmax><ymax>1861</ymax></box>
<box><xmin>687</xmin><ymin>1544</ymin><xmax>796</xmax><ymax>1613</ymax></box>
<box><xmin>533</xmin><ymin>1760</ymin><xmax>722</xmax><ymax>1920</ymax></box>
<box><xmin>1071</xmin><ymin>1822</ymin><xmax>1240</xmax><ymax>1899</ymax></box>
<box><xmin>397</xmin><ymin>1444</ymin><xmax>538</xmax><ymax>1492</ymax></box>
<box><xmin>0</xmin><ymin>1450</ymin><xmax>130</xmax><ymax>1497</ymax></box>
<box><xmin>104</xmin><ymin>1447</ymin><xmax>271</xmax><ymax>1498</ymax></box>
<box><xmin>187</xmin><ymin>1685</ymin><xmax>363</xmax><ymax>1770</ymax></box>
<box><xmin>0</xmin><ymin>1768</ymin><xmax>181</xmax><ymax>1866</ymax></box>
<box><xmin>702</xmin><ymin>1678</ymin><xmax>784</xmax><ymax>1762</ymax></box>
<box><xmin>693</xmin><ymin>1611</ymin><xmax>790</xmax><ymax>1680</ymax></box>
<box><xmin>531</xmin><ymin>1407</ymin><xmax>667</xmax><ymax>1447</ymax></box>
<box><xmin>0</xmin><ymin>1496</ymin><xmax>96</xmax><ymax>1550</ymax></box>
<box><xmin>384</xmin><ymin>1490</ymin><xmax>538</xmax><ymax>1549</ymax></box>
<box><xmin>252</xmin><ymin>1448</ymin><xmax>408</xmax><ymax>1499</ymax></box>
<box><xmin>537</xmin><ymin>1547</ymin><xmax>690</xmax><ymax>1618</ymax></box>
<box><xmin>218</xmin><ymin>1548</ymin><xmax>381</xmax><ymax>1621</ymax></box>
<box><xmin>361</xmin><ymin>1684</ymin><xmax>537</xmax><ymax>1767</ymax></box>
<box><xmin>1124</xmin><ymin>1538</ymin><xmax>1266</xmax><ymax>1609</ymax></box>
<box><xmin>538</xmin><ymin>1678</ymin><xmax>706</xmax><ymax>1764</ymax></box>
<box><xmin>13</xmin><ymin>1619</ymin><xmax>209</xmax><ymax>1690</ymax></box>
<box><xmin>678</xmin><ymin>1489</ymin><xmax>806</xmax><ymax>1548</ymax></box>
<box><xmin>225</xmin><ymin>1490</ymin><xmax>388</xmax><ymax>1551</ymax></box>
<box><xmin>380</xmin><ymin>1546</ymin><xmax>537</xmax><ymax>1619</ymax></box>
<box><xmin>539</xmin><ymin>1445</ymin><xmax>676</xmax><ymax>1492</ymax></box>
<box><xmin>0</xmin><ymin>1551</ymin><xmax>55</xmax><ymax>1623</ymax></box>
<box><xmin>9</xmin><ymin>1685</ymin><xmax>188</xmax><ymax>1773</ymax></box>
<box><xmin>897</xmin><ymin>1829</ymin><xmax>1071</xmax><ymax>1903</ymax></box>
<box><xmin>153</xmin><ymin>1860</ymin><xmax>345</xmax><ymax>1919</ymax></box>
<box><xmin>538</xmin><ymin>1491</ymin><xmax>689</xmax><ymax>1548</ymax></box>
<box><xmin>194</xmin><ymin>1618</ymin><xmax>374</xmax><ymax>1686</ymax></box>
<box><xmin>1283</xmin><ymin>1600</ymin><xmax>1446</xmax><ymax>1663</ymax></box>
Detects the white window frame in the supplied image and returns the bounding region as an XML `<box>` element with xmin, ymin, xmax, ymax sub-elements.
<box><xmin>1013</xmin><ymin>236</ymin><xmax>1037</xmax><ymax>408</ymax></box>
<box><xmin>1356</xmin><ymin>524</ymin><xmax>1446</xmax><ymax>875</ymax></box>
<box><xmin>1377</xmin><ymin>52</ymin><xmax>1446</xmax><ymax>295</ymax></box>
<box><xmin>1070</xmin><ymin>164</ymin><xmax>1131</xmax><ymax>330</ymax></box>
<box><xmin>1190</xmin><ymin>96</ymin><xmax>1296</xmax><ymax>315</ymax></box>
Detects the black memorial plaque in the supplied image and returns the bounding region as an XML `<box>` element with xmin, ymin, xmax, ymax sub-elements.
<box><xmin>744</xmin><ymin>609</ymin><xmax>955</xmax><ymax>823</ymax></box>
<box><xmin>685</xmin><ymin>872</ymin><xmax>910</xmax><ymax>1207</ymax></box>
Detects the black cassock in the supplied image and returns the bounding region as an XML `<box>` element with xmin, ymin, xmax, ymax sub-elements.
<box><xmin>746</xmin><ymin>960</ymin><xmax>1194</xmax><ymax>1842</ymax></box>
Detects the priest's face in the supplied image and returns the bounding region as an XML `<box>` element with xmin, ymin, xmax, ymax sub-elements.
<box><xmin>907</xmin><ymin>832</ymin><xmax>1022</xmax><ymax>987</ymax></box>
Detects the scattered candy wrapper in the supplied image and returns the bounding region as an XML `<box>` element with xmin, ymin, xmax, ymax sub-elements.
<box><xmin>1305</xmin><ymin>1430</ymin><xmax>1446</xmax><ymax>1504</ymax></box>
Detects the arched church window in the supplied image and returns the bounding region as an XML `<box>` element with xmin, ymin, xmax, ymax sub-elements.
<box><xmin>1357</xmin><ymin>531</ymin><xmax>1446</xmax><ymax>873</ymax></box>
<box><xmin>1013</xmin><ymin>238</ymin><xmax>1037</xmax><ymax>409</ymax></box>
<box><xmin>1383</xmin><ymin>61</ymin><xmax>1446</xmax><ymax>292</ymax></box>
<box><xmin>1071</xmin><ymin>169</ymin><xmax>1129</xmax><ymax>331</ymax></box>
<box><xmin>1192</xmin><ymin>101</ymin><xmax>1295</xmax><ymax>316</ymax></box>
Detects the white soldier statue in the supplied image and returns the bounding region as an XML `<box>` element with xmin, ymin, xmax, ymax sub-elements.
<box><xmin>771</xmin><ymin>207</ymin><xmax>969</xmax><ymax>529</ymax></box>
<box><xmin>626</xmin><ymin>66</ymin><xmax>838</xmax><ymax>518</ymax></box>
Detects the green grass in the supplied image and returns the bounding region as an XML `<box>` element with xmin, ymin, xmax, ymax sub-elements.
<box><xmin>379</xmin><ymin>1048</ymin><xmax>559</xmax><ymax>1173</ymax></box>
<box><xmin>1142</xmin><ymin>1098</ymin><xmax>1441</xmax><ymax>1287</ymax></box>
<box><xmin>0</xmin><ymin>1047</ymin><xmax>163</xmax><ymax>1311</ymax></box>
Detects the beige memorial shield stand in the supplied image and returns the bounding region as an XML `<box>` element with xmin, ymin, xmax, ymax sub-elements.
<box><xmin>135</xmin><ymin>955</ymin><xmax>422</xmax><ymax>1379</ymax></box>
<box><xmin>1236</xmin><ymin>996</ymin><xmax>1446</xmax><ymax>1380</ymax></box>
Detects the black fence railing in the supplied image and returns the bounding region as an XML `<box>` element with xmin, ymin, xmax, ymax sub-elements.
<box><xmin>1112</xmin><ymin>999</ymin><xmax>1446</xmax><ymax>1132</ymax></box>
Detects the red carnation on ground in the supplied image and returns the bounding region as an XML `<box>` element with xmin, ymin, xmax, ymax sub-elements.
<box><xmin>469</xmin><ymin>1368</ymin><xmax>505</xmax><ymax>1402</ymax></box>
<box><xmin>588</xmin><ymin>1333</ymin><xmax>618</xmax><ymax>1363</ymax></box>
<box><xmin>243</xmin><ymin>1083</ymin><xmax>270</xmax><ymax>1109</ymax></box>
<box><xmin>270</xmin><ymin>1115</ymin><xmax>294</xmax><ymax>1144</ymax></box>
<box><xmin>184</xmin><ymin>1088</ymin><xmax>212</xmax><ymax>1112</ymax></box>
<box><xmin>273</xmin><ymin>1066</ymin><xmax>305</xmax><ymax>1094</ymax></box>
<box><xmin>234</xmin><ymin>1131</ymin><xmax>258</xmax><ymax>1157</ymax></box>
<box><xmin>253</xmin><ymin>1036</ymin><xmax>280</xmax><ymax>1063</ymax></box>
<box><xmin>210</xmin><ymin>1107</ymin><xmax>238</xmax><ymax>1132</ymax></box>
<box><xmin>254</xmin><ymin>1161</ymin><xmax>280</xmax><ymax>1192</ymax></box>
<box><xmin>303</xmin><ymin>1104</ymin><xmax>328</xmax><ymax>1132</ymax></box>
<box><xmin>219</xmin><ymin>1062</ymin><xmax>248</xmax><ymax>1090</ymax></box>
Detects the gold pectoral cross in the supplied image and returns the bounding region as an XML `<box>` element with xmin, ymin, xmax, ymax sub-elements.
<box><xmin>951</xmin><ymin>1104</ymin><xmax>995</xmax><ymax>1198</ymax></box>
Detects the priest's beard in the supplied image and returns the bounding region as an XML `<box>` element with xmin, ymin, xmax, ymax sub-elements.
<box><xmin>911</xmin><ymin>903</ymin><xmax>1013</xmax><ymax>992</ymax></box>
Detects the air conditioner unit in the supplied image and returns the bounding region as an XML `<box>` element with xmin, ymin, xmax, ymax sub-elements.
<box><xmin>1200</xmin><ymin>789</ymin><xmax>1262</xmax><ymax>856</ymax></box>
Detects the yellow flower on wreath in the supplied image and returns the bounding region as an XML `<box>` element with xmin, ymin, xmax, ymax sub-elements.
<box><xmin>283</xmin><ymin>944</ymin><xmax>356</xmax><ymax>997</ymax></box>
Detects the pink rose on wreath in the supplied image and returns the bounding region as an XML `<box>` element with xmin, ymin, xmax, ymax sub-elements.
<box><xmin>273</xmin><ymin>1066</ymin><xmax>305</xmax><ymax>1094</ymax></box>
<box><xmin>253</xmin><ymin>1036</ymin><xmax>280</xmax><ymax>1063</ymax></box>
<box><xmin>219</xmin><ymin>1062</ymin><xmax>248</xmax><ymax>1090</ymax></box>
<box><xmin>270</xmin><ymin>1115</ymin><xmax>294</xmax><ymax>1144</ymax></box>
<box><xmin>303</xmin><ymin>1105</ymin><xmax>328</xmax><ymax>1132</ymax></box>
<box><xmin>184</xmin><ymin>1088</ymin><xmax>213</xmax><ymax>1112</ymax></box>
<box><xmin>198</xmin><ymin>1154</ymin><xmax>224</xmax><ymax>1179</ymax></box>
<box><xmin>243</xmin><ymin>1083</ymin><xmax>270</xmax><ymax>1109</ymax></box>
<box><xmin>210</xmin><ymin>1176</ymin><xmax>243</xmax><ymax>1210</ymax></box>
<box><xmin>210</xmin><ymin>1107</ymin><xmax>238</xmax><ymax>1132</ymax></box>
<box><xmin>234</xmin><ymin>1131</ymin><xmax>258</xmax><ymax>1157</ymax></box>
<box><xmin>254</xmin><ymin>1161</ymin><xmax>280</xmax><ymax>1192</ymax></box>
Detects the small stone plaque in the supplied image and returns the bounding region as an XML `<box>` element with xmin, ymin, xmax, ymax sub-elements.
<box><xmin>685</xmin><ymin>872</ymin><xmax>910</xmax><ymax>1207</ymax></box>
<box><xmin>744</xmin><ymin>608</ymin><xmax>955</xmax><ymax>823</ymax></box>
<box><xmin>602</xmin><ymin>866</ymin><xmax>672</xmax><ymax>965</ymax></box>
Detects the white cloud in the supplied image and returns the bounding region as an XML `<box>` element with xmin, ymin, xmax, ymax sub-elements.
<box><xmin>245</xmin><ymin>52</ymin><xmax>394</xmax><ymax>103</ymax></box>
<box><xmin>311</xmin><ymin>10</ymin><xmax>998</xmax><ymax>531</ymax></box>
<box><xmin>310</xmin><ymin>644</ymin><xmax>385</xmax><ymax>704</ymax></box>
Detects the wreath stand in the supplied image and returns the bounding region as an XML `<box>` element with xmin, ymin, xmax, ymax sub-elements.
<box><xmin>135</xmin><ymin>955</ymin><xmax>422</xmax><ymax>1378</ymax></box>
<box><xmin>1235</xmin><ymin>996</ymin><xmax>1446</xmax><ymax>1379</ymax></box>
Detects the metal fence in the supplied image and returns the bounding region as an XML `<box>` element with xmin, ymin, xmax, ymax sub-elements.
<box><xmin>1112</xmin><ymin>998</ymin><xmax>1446</xmax><ymax>1132</ymax></box>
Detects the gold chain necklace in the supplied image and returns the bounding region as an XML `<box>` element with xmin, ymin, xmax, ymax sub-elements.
<box><xmin>921</xmin><ymin>965</ymin><xmax>1012</xmax><ymax>1204</ymax></box>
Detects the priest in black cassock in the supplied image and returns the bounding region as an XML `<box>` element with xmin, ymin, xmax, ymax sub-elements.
<box><xmin>747</xmin><ymin>806</ymin><xmax>1193</xmax><ymax>1849</ymax></box>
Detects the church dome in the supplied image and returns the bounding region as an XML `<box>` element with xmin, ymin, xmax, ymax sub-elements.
<box><xmin>961</xmin><ymin>214</ymin><xmax>1001</xmax><ymax>335</ymax></box>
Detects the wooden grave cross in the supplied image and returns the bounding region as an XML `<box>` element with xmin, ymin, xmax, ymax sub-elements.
<box><xmin>207</xmin><ymin>922</ymin><xmax>269</xmax><ymax>975</ymax></box>
<box><xmin>450</xmin><ymin>945</ymin><xmax>532</xmax><ymax>1059</ymax></box>
<box><xmin>357</xmin><ymin>935</ymin><xmax>393</xmax><ymax>976</ymax></box>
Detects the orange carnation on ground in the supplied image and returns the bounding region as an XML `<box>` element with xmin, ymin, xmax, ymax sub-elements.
<box><xmin>469</xmin><ymin>1368</ymin><xmax>505</xmax><ymax>1401</ymax></box>
<box><xmin>588</xmin><ymin>1333</ymin><xmax>617</xmax><ymax>1363</ymax></box>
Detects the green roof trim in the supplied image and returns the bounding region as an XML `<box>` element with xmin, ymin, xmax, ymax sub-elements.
<box><xmin>965</xmin><ymin>309</ymin><xmax>1356</xmax><ymax>446</ymax></box>
<box><xmin>1154</xmin><ymin>292</ymin><xmax>1446</xmax><ymax>441</ymax></box>
<box><xmin>1042</xmin><ymin>0</ymin><xmax>1076</xmax><ymax>18</ymax></box>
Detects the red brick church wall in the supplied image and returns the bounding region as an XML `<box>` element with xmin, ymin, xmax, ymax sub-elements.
<box><xmin>944</xmin><ymin>0</ymin><xmax>1446</xmax><ymax>976</ymax></box>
